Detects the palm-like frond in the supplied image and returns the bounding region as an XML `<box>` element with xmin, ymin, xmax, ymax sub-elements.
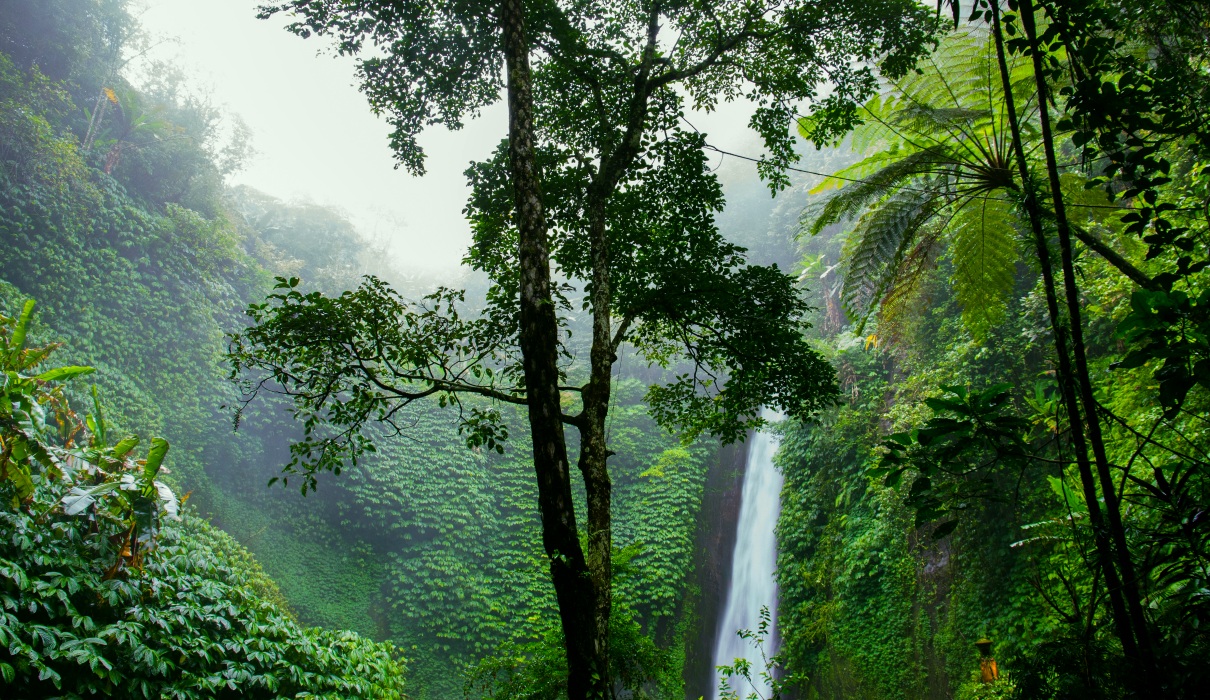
<box><xmin>891</xmin><ymin>104</ymin><xmax>992</xmax><ymax>136</ymax></box>
<box><xmin>802</xmin><ymin>27</ymin><xmax>1034</xmax><ymax>338</ymax></box>
<box><xmin>805</xmin><ymin>150</ymin><xmax>945</xmax><ymax>236</ymax></box>
<box><xmin>840</xmin><ymin>186</ymin><xmax>942</xmax><ymax>328</ymax></box>
<box><xmin>882</xmin><ymin>221</ymin><xmax>950</xmax><ymax>332</ymax></box>
<box><xmin>950</xmin><ymin>196</ymin><xmax>1019</xmax><ymax>340</ymax></box>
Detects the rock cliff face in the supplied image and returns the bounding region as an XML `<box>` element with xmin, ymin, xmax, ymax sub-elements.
<box><xmin>684</xmin><ymin>441</ymin><xmax>747</xmax><ymax>698</ymax></box>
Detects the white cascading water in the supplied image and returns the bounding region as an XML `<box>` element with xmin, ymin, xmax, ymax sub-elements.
<box><xmin>712</xmin><ymin>409</ymin><xmax>784</xmax><ymax>700</ymax></box>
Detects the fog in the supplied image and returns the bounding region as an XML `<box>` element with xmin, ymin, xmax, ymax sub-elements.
<box><xmin>136</xmin><ymin>0</ymin><xmax>768</xmax><ymax>274</ymax></box>
<box><xmin>136</xmin><ymin>0</ymin><xmax>503</xmax><ymax>273</ymax></box>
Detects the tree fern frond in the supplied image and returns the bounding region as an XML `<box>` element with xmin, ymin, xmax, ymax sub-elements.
<box><xmin>879</xmin><ymin>225</ymin><xmax>946</xmax><ymax>343</ymax></box>
<box><xmin>809</xmin><ymin>150</ymin><xmax>908</xmax><ymax>194</ymax></box>
<box><xmin>949</xmin><ymin>195</ymin><xmax>1020</xmax><ymax>340</ymax></box>
<box><xmin>803</xmin><ymin>151</ymin><xmax>944</xmax><ymax>237</ymax></box>
<box><xmin>900</xmin><ymin>29</ymin><xmax>995</xmax><ymax>103</ymax></box>
<box><xmin>803</xmin><ymin>27</ymin><xmax>1037</xmax><ymax>343</ymax></box>
<box><xmin>891</xmin><ymin>105</ymin><xmax>992</xmax><ymax>133</ymax></box>
<box><xmin>840</xmin><ymin>187</ymin><xmax>941</xmax><ymax>329</ymax></box>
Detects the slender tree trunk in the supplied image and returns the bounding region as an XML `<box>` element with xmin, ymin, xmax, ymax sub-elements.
<box><xmin>579</xmin><ymin>182</ymin><xmax>616</xmax><ymax>699</ymax></box>
<box><xmin>1070</xmin><ymin>224</ymin><xmax>1157</xmax><ymax>290</ymax></box>
<box><xmin>499</xmin><ymin>1</ymin><xmax>607</xmax><ymax>697</ymax></box>
<box><xmin>988</xmin><ymin>0</ymin><xmax>1141</xmax><ymax>664</ymax></box>
<box><xmin>572</xmin><ymin>19</ymin><xmax>663</xmax><ymax>687</ymax></box>
<box><xmin>1017</xmin><ymin>0</ymin><xmax>1156</xmax><ymax>673</ymax></box>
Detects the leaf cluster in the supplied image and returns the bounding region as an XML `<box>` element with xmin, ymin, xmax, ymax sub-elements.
<box><xmin>871</xmin><ymin>383</ymin><xmax>1030</xmax><ymax>540</ymax></box>
<box><xmin>229</xmin><ymin>276</ymin><xmax>525</xmax><ymax>492</ymax></box>
<box><xmin>1114</xmin><ymin>288</ymin><xmax>1210</xmax><ymax>418</ymax></box>
<box><xmin>801</xmin><ymin>29</ymin><xmax>1033</xmax><ymax>340</ymax></box>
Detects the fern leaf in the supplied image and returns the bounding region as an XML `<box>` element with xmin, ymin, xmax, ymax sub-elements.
<box><xmin>809</xmin><ymin>150</ymin><xmax>903</xmax><ymax>195</ymax></box>
<box><xmin>892</xmin><ymin>105</ymin><xmax>992</xmax><ymax>134</ymax></box>
<box><xmin>950</xmin><ymin>196</ymin><xmax>1020</xmax><ymax>340</ymax></box>
<box><xmin>804</xmin><ymin>151</ymin><xmax>943</xmax><ymax>237</ymax></box>
<box><xmin>879</xmin><ymin>226</ymin><xmax>946</xmax><ymax>342</ymax></box>
<box><xmin>840</xmin><ymin>187</ymin><xmax>941</xmax><ymax>328</ymax></box>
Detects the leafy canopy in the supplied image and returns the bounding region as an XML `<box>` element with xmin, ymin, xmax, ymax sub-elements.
<box><xmin>231</xmin><ymin>0</ymin><xmax>948</xmax><ymax>482</ymax></box>
<box><xmin>258</xmin><ymin>0</ymin><xmax>939</xmax><ymax>182</ymax></box>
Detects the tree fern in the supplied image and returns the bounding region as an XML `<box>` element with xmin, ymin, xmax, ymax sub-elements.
<box><xmin>801</xmin><ymin>27</ymin><xmax>1036</xmax><ymax>340</ymax></box>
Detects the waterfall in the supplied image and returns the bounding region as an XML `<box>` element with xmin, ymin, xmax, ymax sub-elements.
<box><xmin>712</xmin><ymin>409</ymin><xmax>784</xmax><ymax>700</ymax></box>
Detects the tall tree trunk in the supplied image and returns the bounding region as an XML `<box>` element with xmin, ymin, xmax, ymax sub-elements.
<box><xmin>988</xmin><ymin>0</ymin><xmax>1141</xmax><ymax>665</ymax></box>
<box><xmin>499</xmin><ymin>1</ymin><xmax>607</xmax><ymax>697</ymax></box>
<box><xmin>573</xmin><ymin>16</ymin><xmax>664</xmax><ymax>686</ymax></box>
<box><xmin>1017</xmin><ymin>0</ymin><xmax>1156</xmax><ymax>673</ymax></box>
<box><xmin>579</xmin><ymin>181</ymin><xmax>616</xmax><ymax>699</ymax></box>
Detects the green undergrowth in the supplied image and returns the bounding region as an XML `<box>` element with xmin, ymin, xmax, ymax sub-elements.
<box><xmin>0</xmin><ymin>299</ymin><xmax>406</xmax><ymax>698</ymax></box>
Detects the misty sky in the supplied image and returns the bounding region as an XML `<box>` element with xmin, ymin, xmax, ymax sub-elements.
<box><xmin>136</xmin><ymin>0</ymin><xmax>765</xmax><ymax>272</ymax></box>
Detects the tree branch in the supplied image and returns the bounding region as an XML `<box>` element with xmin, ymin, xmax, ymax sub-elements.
<box><xmin>1070</xmin><ymin>222</ymin><xmax>1159</xmax><ymax>290</ymax></box>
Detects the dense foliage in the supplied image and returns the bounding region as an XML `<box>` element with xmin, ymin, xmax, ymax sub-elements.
<box><xmin>771</xmin><ymin>4</ymin><xmax>1210</xmax><ymax>697</ymax></box>
<box><xmin>6</xmin><ymin>0</ymin><xmax>1209</xmax><ymax>697</ymax></box>
<box><xmin>238</xmin><ymin>0</ymin><xmax>935</xmax><ymax>693</ymax></box>
<box><xmin>0</xmin><ymin>302</ymin><xmax>407</xmax><ymax>698</ymax></box>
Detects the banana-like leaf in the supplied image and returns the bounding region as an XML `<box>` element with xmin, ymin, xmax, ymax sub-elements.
<box><xmin>112</xmin><ymin>436</ymin><xmax>139</xmax><ymax>459</ymax></box>
<box><xmin>8</xmin><ymin>300</ymin><xmax>34</xmax><ymax>364</ymax></box>
<box><xmin>17</xmin><ymin>344</ymin><xmax>55</xmax><ymax>372</ymax></box>
<box><xmin>89</xmin><ymin>385</ymin><xmax>107</xmax><ymax>447</ymax></box>
<box><xmin>5</xmin><ymin>461</ymin><xmax>34</xmax><ymax>502</ymax></box>
<box><xmin>62</xmin><ymin>481</ymin><xmax>119</xmax><ymax>515</ymax></box>
<box><xmin>155</xmin><ymin>481</ymin><xmax>180</xmax><ymax>520</ymax></box>
<box><xmin>23</xmin><ymin>435</ymin><xmax>61</xmax><ymax>476</ymax></box>
<box><xmin>142</xmin><ymin>437</ymin><xmax>169</xmax><ymax>482</ymax></box>
<box><xmin>34</xmin><ymin>366</ymin><xmax>95</xmax><ymax>382</ymax></box>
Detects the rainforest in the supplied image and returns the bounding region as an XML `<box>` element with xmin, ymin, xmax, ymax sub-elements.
<box><xmin>1</xmin><ymin>0</ymin><xmax>1207</xmax><ymax>698</ymax></box>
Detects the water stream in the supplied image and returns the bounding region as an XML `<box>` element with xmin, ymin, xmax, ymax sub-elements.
<box><xmin>712</xmin><ymin>409</ymin><xmax>784</xmax><ymax>699</ymax></box>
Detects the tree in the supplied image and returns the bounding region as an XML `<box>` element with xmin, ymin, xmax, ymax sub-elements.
<box><xmin>807</xmin><ymin>14</ymin><xmax>1159</xmax><ymax>683</ymax></box>
<box><xmin>979</xmin><ymin>0</ymin><xmax>1210</xmax><ymax>684</ymax></box>
<box><xmin>804</xmin><ymin>28</ymin><xmax>1152</xmax><ymax>340</ymax></box>
<box><xmin>236</xmin><ymin>1</ymin><xmax>939</xmax><ymax>696</ymax></box>
<box><xmin>809</xmin><ymin>0</ymin><xmax>1210</xmax><ymax>689</ymax></box>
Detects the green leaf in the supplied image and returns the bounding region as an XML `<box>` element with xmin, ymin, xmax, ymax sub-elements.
<box><xmin>62</xmin><ymin>482</ymin><xmax>119</xmax><ymax>515</ymax></box>
<box><xmin>8</xmin><ymin>300</ymin><xmax>35</xmax><ymax>363</ymax></box>
<box><xmin>33</xmin><ymin>366</ymin><xmax>95</xmax><ymax>382</ymax></box>
<box><xmin>8</xmin><ymin>467</ymin><xmax>34</xmax><ymax>502</ymax></box>
<box><xmin>143</xmin><ymin>438</ymin><xmax>170</xmax><ymax>482</ymax></box>
<box><xmin>1047</xmin><ymin>475</ymin><xmax>1087</xmax><ymax>513</ymax></box>
<box><xmin>950</xmin><ymin>197</ymin><xmax>1018</xmax><ymax>341</ymax></box>
<box><xmin>840</xmin><ymin>187</ymin><xmax>940</xmax><ymax>329</ymax></box>
<box><xmin>112</xmin><ymin>436</ymin><xmax>140</xmax><ymax>459</ymax></box>
<box><xmin>89</xmin><ymin>384</ymin><xmax>107</xmax><ymax>448</ymax></box>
